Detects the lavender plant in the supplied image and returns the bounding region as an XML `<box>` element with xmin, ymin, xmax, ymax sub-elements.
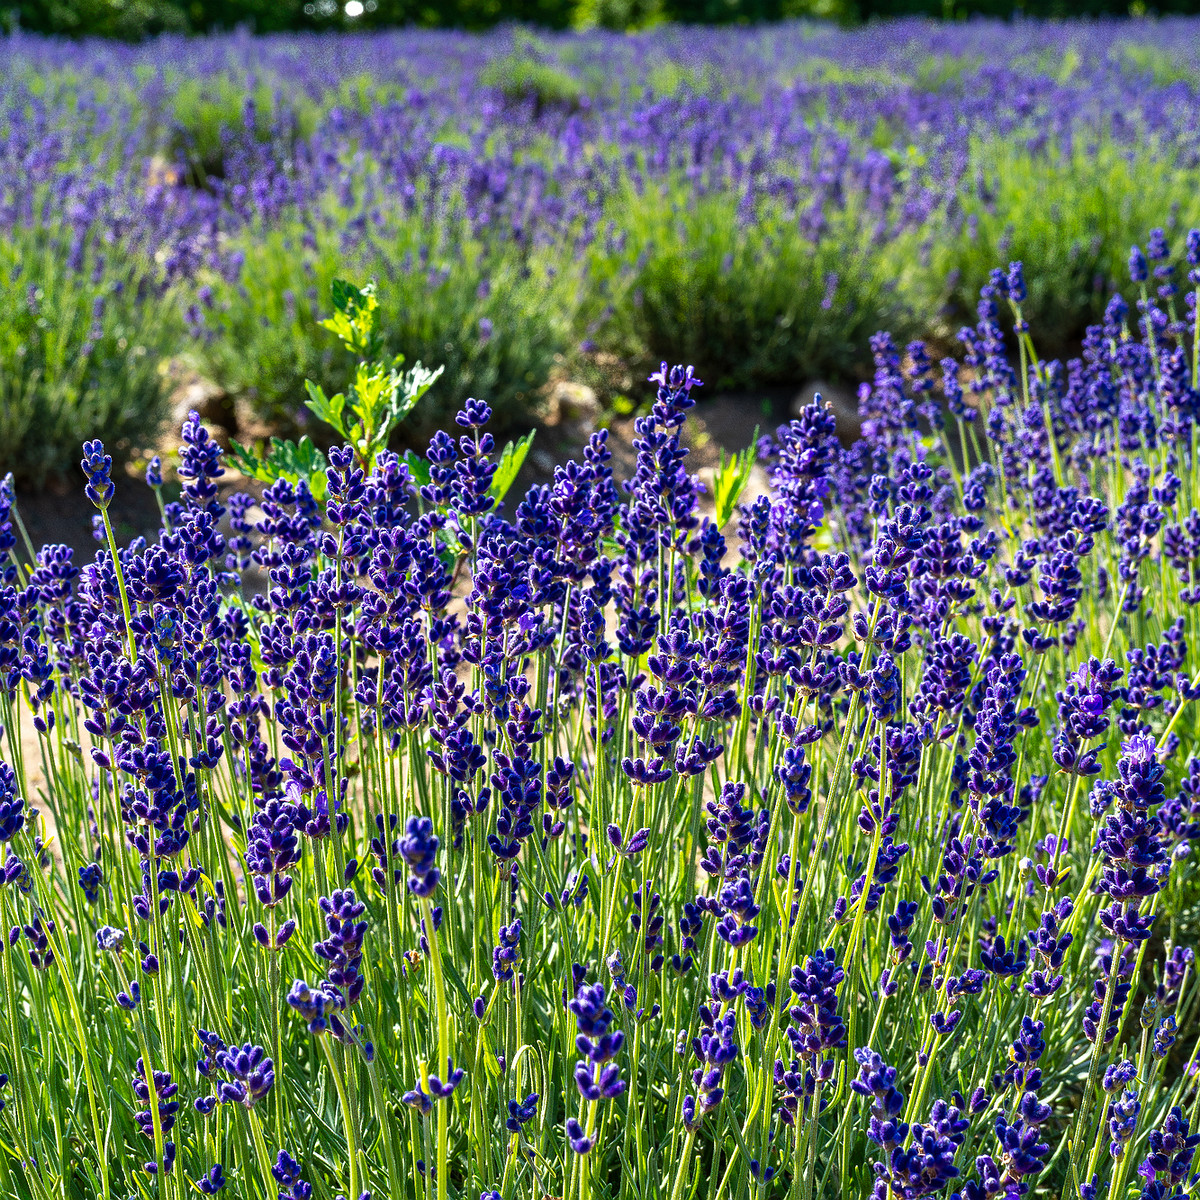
<box><xmin>0</xmin><ymin>224</ymin><xmax>179</xmax><ymax>486</ymax></box>
<box><xmin>11</xmin><ymin>235</ymin><xmax>1200</xmax><ymax>1200</ymax></box>
<box><xmin>16</xmin><ymin>20</ymin><xmax>1200</xmax><ymax>478</ymax></box>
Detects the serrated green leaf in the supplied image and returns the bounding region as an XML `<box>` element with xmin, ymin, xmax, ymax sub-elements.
<box><xmin>304</xmin><ymin>280</ymin><xmax>442</xmax><ymax>473</ymax></box>
<box><xmin>402</xmin><ymin>449</ymin><xmax>431</xmax><ymax>488</ymax></box>
<box><xmin>228</xmin><ymin>438</ymin><xmax>271</xmax><ymax>483</ymax></box>
<box><xmin>227</xmin><ymin>436</ymin><xmax>328</xmax><ymax>503</ymax></box>
<box><xmin>330</xmin><ymin>278</ymin><xmax>367</xmax><ymax>316</ymax></box>
<box><xmin>488</xmin><ymin>430</ymin><xmax>536</xmax><ymax>504</ymax></box>
<box><xmin>277</xmin><ymin>436</ymin><xmax>329</xmax><ymax>503</ymax></box>
<box><xmin>392</xmin><ymin>362</ymin><xmax>443</xmax><ymax>425</ymax></box>
<box><xmin>321</xmin><ymin>278</ymin><xmax>380</xmax><ymax>359</ymax></box>
<box><xmin>303</xmin><ymin>380</ymin><xmax>348</xmax><ymax>438</ymax></box>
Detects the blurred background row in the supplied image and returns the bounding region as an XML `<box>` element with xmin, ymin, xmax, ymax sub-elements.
<box><xmin>6</xmin><ymin>13</ymin><xmax>1200</xmax><ymax>500</ymax></box>
<box><xmin>18</xmin><ymin>0</ymin><xmax>1200</xmax><ymax>39</ymax></box>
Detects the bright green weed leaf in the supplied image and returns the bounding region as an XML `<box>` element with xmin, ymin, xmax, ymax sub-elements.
<box><xmin>712</xmin><ymin>434</ymin><xmax>757</xmax><ymax>530</ymax></box>
<box><xmin>229</xmin><ymin>435</ymin><xmax>328</xmax><ymax>504</ymax></box>
<box><xmin>303</xmin><ymin>380</ymin><xmax>348</xmax><ymax>439</ymax></box>
<box><xmin>488</xmin><ymin>430</ymin><xmax>536</xmax><ymax>505</ymax></box>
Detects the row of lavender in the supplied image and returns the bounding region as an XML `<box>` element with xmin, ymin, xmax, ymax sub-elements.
<box><xmin>2</xmin><ymin>230</ymin><xmax>1200</xmax><ymax>1198</ymax></box>
<box><xmin>7</xmin><ymin>18</ymin><xmax>1200</xmax><ymax>478</ymax></box>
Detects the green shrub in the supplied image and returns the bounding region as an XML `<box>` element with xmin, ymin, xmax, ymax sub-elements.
<box><xmin>640</xmin><ymin>56</ymin><xmax>728</xmax><ymax>98</ymax></box>
<box><xmin>189</xmin><ymin>218</ymin><xmax>578</xmax><ymax>442</ymax></box>
<box><xmin>920</xmin><ymin>137</ymin><xmax>1200</xmax><ymax>358</ymax></box>
<box><xmin>1118</xmin><ymin>42</ymin><xmax>1200</xmax><ymax>88</ymax></box>
<box><xmin>0</xmin><ymin>228</ymin><xmax>177</xmax><ymax>487</ymax></box>
<box><xmin>6</xmin><ymin>0</ymin><xmax>188</xmax><ymax>38</ymax></box>
<box><xmin>479</xmin><ymin>45</ymin><xmax>588</xmax><ymax>112</ymax></box>
<box><xmin>571</xmin><ymin>0</ymin><xmax>664</xmax><ymax>29</ymax></box>
<box><xmin>161</xmin><ymin>73</ymin><xmax>321</xmax><ymax>185</ymax></box>
<box><xmin>584</xmin><ymin>181</ymin><xmax>916</xmax><ymax>391</ymax></box>
<box><xmin>324</xmin><ymin>72</ymin><xmax>410</xmax><ymax>116</ymax></box>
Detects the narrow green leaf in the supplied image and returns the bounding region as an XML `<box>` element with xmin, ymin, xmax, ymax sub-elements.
<box><xmin>712</xmin><ymin>432</ymin><xmax>758</xmax><ymax>530</ymax></box>
<box><xmin>488</xmin><ymin>430</ymin><xmax>536</xmax><ymax>504</ymax></box>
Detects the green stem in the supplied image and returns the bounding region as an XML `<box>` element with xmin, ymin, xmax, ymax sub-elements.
<box><xmin>319</xmin><ymin>1036</ymin><xmax>361</xmax><ymax>1200</ymax></box>
<box><xmin>422</xmin><ymin>897</ymin><xmax>452</xmax><ymax>1200</ymax></box>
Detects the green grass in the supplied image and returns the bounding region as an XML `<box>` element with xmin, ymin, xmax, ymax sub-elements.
<box><xmin>582</xmin><ymin>181</ymin><xmax>916</xmax><ymax>390</ymax></box>
<box><xmin>479</xmin><ymin>39</ymin><xmax>589</xmax><ymax>111</ymax></box>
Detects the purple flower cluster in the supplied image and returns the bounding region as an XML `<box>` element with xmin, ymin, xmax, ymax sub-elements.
<box><xmin>195</xmin><ymin>1032</ymin><xmax>275</xmax><ymax>1111</ymax></box>
<box><xmin>568</xmin><ymin>976</ymin><xmax>626</xmax><ymax>1151</ymax></box>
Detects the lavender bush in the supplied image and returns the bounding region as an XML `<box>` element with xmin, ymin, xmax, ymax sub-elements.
<box><xmin>4</xmin><ymin>229</ymin><xmax>1200</xmax><ymax>1199</ymax></box>
<box><xmin>12</xmin><ymin>20</ymin><xmax>1200</xmax><ymax>475</ymax></box>
<box><xmin>0</xmin><ymin>204</ymin><xmax>181</xmax><ymax>487</ymax></box>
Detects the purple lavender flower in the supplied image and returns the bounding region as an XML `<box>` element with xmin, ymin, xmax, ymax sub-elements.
<box><xmin>684</xmin><ymin>1008</ymin><xmax>737</xmax><ymax>1132</ymax></box>
<box><xmin>570</xmin><ymin>981</ymin><xmax>626</xmax><ymax>1103</ymax></box>
<box><xmin>492</xmin><ymin>920</ymin><xmax>521</xmax><ymax>984</ymax></box>
<box><xmin>132</xmin><ymin>1058</ymin><xmax>179</xmax><ymax>1174</ymax></box>
<box><xmin>197</xmin><ymin>1031</ymin><xmax>275</xmax><ymax>1109</ymax></box>
<box><xmin>1140</xmin><ymin>1107</ymin><xmax>1200</xmax><ymax>1187</ymax></box>
<box><xmin>272</xmin><ymin>1151</ymin><xmax>313</xmax><ymax>1200</ymax></box>
<box><xmin>854</xmin><ymin>1048</ymin><xmax>967</xmax><ymax>1198</ymax></box>
<box><xmin>1158</xmin><ymin>946</ymin><xmax>1194</xmax><ymax>1007</ymax></box>
<box><xmin>196</xmin><ymin>1164</ymin><xmax>226</xmax><ymax>1194</ymax></box>
<box><xmin>314</xmin><ymin>889</ymin><xmax>368</xmax><ymax>1011</ymax></box>
<box><xmin>1153</xmin><ymin>1015</ymin><xmax>1177</xmax><ymax>1059</ymax></box>
<box><xmin>286</xmin><ymin>979</ymin><xmax>338</xmax><ymax>1036</ymax></box>
<box><xmin>1053</xmin><ymin>658</ymin><xmax>1122</xmax><ymax>777</ymax></box>
<box><xmin>505</xmin><ymin>1093</ymin><xmax>539</xmax><ymax>1133</ymax></box>
<box><xmin>851</xmin><ymin>1049</ymin><xmax>904</xmax><ymax>1119</ymax></box>
<box><xmin>0</xmin><ymin>761</ymin><xmax>25</xmax><ymax>839</ymax></box>
<box><xmin>1109</xmin><ymin>1087</ymin><xmax>1141</xmax><ymax>1159</ymax></box>
<box><xmin>245</xmin><ymin>799</ymin><xmax>301</xmax><ymax>910</ymax></box>
<box><xmin>96</xmin><ymin>925</ymin><xmax>125</xmax><ymax>952</ymax></box>
<box><xmin>786</xmin><ymin>949</ymin><xmax>846</xmax><ymax>1065</ymax></box>
<box><xmin>77</xmin><ymin>861</ymin><xmax>103</xmax><ymax>904</ymax></box>
<box><xmin>1130</xmin><ymin>245</ymin><xmax>1149</xmax><ymax>284</ymax></box>
<box><xmin>1095</xmin><ymin>735</ymin><xmax>1170</xmax><ymax>948</ymax></box>
<box><xmin>566</xmin><ymin>1116</ymin><xmax>593</xmax><ymax>1155</ymax></box>
<box><xmin>81</xmin><ymin>440</ymin><xmax>114</xmax><ymax>509</ymax></box>
<box><xmin>400</xmin><ymin>816</ymin><xmax>441</xmax><ymax>897</ymax></box>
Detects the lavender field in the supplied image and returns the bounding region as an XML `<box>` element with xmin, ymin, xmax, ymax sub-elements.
<box><xmin>6</xmin><ymin>18</ymin><xmax>1200</xmax><ymax>480</ymax></box>
<box><xmin>7</xmin><ymin>16</ymin><xmax>1200</xmax><ymax>1200</ymax></box>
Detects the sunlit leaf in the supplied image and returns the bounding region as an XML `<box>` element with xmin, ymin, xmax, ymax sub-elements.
<box><xmin>712</xmin><ymin>433</ymin><xmax>758</xmax><ymax>530</ymax></box>
<box><xmin>488</xmin><ymin>430</ymin><xmax>536</xmax><ymax>504</ymax></box>
<box><xmin>304</xmin><ymin>380</ymin><xmax>348</xmax><ymax>439</ymax></box>
<box><xmin>228</xmin><ymin>436</ymin><xmax>328</xmax><ymax>504</ymax></box>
